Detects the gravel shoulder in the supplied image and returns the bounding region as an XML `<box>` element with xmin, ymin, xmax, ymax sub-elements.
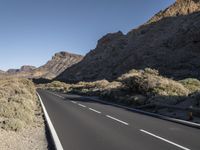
<box><xmin>0</xmin><ymin>111</ymin><xmax>48</xmax><ymax>150</ymax></box>
<box><xmin>0</xmin><ymin>78</ymin><xmax>49</xmax><ymax>150</ymax></box>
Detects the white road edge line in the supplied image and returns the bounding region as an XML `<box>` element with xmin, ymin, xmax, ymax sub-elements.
<box><xmin>37</xmin><ymin>92</ymin><xmax>64</xmax><ymax>150</ymax></box>
<box><xmin>140</xmin><ymin>129</ymin><xmax>191</xmax><ymax>150</ymax></box>
<box><xmin>106</xmin><ymin>115</ymin><xmax>129</xmax><ymax>126</ymax></box>
<box><xmin>89</xmin><ymin>108</ymin><xmax>101</xmax><ymax>114</ymax></box>
<box><xmin>71</xmin><ymin>101</ymin><xmax>77</xmax><ymax>104</ymax></box>
<box><xmin>78</xmin><ymin>104</ymin><xmax>86</xmax><ymax>108</ymax></box>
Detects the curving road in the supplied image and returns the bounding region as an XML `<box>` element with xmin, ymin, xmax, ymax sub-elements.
<box><xmin>37</xmin><ymin>89</ymin><xmax>200</xmax><ymax>150</ymax></box>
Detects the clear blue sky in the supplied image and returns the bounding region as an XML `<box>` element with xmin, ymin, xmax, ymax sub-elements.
<box><xmin>0</xmin><ymin>0</ymin><xmax>175</xmax><ymax>71</ymax></box>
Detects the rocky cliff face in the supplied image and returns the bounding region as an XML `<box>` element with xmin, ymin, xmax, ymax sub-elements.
<box><xmin>5</xmin><ymin>51</ymin><xmax>83</xmax><ymax>79</ymax></box>
<box><xmin>56</xmin><ymin>0</ymin><xmax>200</xmax><ymax>82</ymax></box>
<box><xmin>148</xmin><ymin>0</ymin><xmax>200</xmax><ymax>23</ymax></box>
<box><xmin>32</xmin><ymin>51</ymin><xmax>83</xmax><ymax>79</ymax></box>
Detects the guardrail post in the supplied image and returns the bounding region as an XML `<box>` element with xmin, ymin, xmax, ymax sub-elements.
<box><xmin>189</xmin><ymin>111</ymin><xmax>193</xmax><ymax>121</ymax></box>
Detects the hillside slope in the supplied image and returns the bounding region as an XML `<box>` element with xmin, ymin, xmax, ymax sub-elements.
<box><xmin>5</xmin><ymin>51</ymin><xmax>83</xmax><ymax>79</ymax></box>
<box><xmin>31</xmin><ymin>51</ymin><xmax>83</xmax><ymax>79</ymax></box>
<box><xmin>56</xmin><ymin>0</ymin><xmax>200</xmax><ymax>82</ymax></box>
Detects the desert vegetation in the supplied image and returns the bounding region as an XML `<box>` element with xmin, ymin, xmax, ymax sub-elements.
<box><xmin>0</xmin><ymin>78</ymin><xmax>48</xmax><ymax>149</ymax></box>
<box><xmin>40</xmin><ymin>68</ymin><xmax>200</xmax><ymax>120</ymax></box>
<box><xmin>0</xmin><ymin>78</ymin><xmax>40</xmax><ymax>131</ymax></box>
<box><xmin>40</xmin><ymin>68</ymin><xmax>200</xmax><ymax>105</ymax></box>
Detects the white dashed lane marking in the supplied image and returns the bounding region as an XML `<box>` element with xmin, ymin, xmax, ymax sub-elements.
<box><xmin>78</xmin><ymin>104</ymin><xmax>87</xmax><ymax>108</ymax></box>
<box><xmin>47</xmin><ymin>91</ymin><xmax>193</xmax><ymax>150</ymax></box>
<box><xmin>140</xmin><ymin>129</ymin><xmax>191</xmax><ymax>150</ymax></box>
<box><xmin>106</xmin><ymin>115</ymin><xmax>129</xmax><ymax>126</ymax></box>
<box><xmin>89</xmin><ymin>108</ymin><xmax>101</xmax><ymax>114</ymax></box>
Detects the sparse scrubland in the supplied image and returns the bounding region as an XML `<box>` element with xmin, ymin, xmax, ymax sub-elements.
<box><xmin>40</xmin><ymin>68</ymin><xmax>200</xmax><ymax>121</ymax></box>
<box><xmin>0</xmin><ymin>78</ymin><xmax>37</xmax><ymax>131</ymax></box>
<box><xmin>0</xmin><ymin>78</ymin><xmax>47</xmax><ymax>150</ymax></box>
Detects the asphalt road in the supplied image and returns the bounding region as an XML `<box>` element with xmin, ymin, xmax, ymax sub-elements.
<box><xmin>37</xmin><ymin>89</ymin><xmax>200</xmax><ymax>150</ymax></box>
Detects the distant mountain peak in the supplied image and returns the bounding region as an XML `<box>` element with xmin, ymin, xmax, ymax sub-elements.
<box><xmin>36</xmin><ymin>51</ymin><xmax>83</xmax><ymax>79</ymax></box>
<box><xmin>53</xmin><ymin>51</ymin><xmax>82</xmax><ymax>59</ymax></box>
<box><xmin>4</xmin><ymin>51</ymin><xmax>83</xmax><ymax>79</ymax></box>
<box><xmin>20</xmin><ymin>65</ymin><xmax>36</xmax><ymax>72</ymax></box>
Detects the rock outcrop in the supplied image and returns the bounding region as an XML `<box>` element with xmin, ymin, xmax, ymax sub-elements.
<box><xmin>148</xmin><ymin>0</ymin><xmax>200</xmax><ymax>23</ymax></box>
<box><xmin>32</xmin><ymin>51</ymin><xmax>83</xmax><ymax>79</ymax></box>
<box><xmin>7</xmin><ymin>69</ymin><xmax>20</xmax><ymax>74</ymax></box>
<box><xmin>4</xmin><ymin>51</ymin><xmax>83</xmax><ymax>79</ymax></box>
<box><xmin>7</xmin><ymin>66</ymin><xmax>36</xmax><ymax>74</ymax></box>
<box><xmin>20</xmin><ymin>65</ymin><xmax>36</xmax><ymax>72</ymax></box>
<box><xmin>56</xmin><ymin>0</ymin><xmax>200</xmax><ymax>82</ymax></box>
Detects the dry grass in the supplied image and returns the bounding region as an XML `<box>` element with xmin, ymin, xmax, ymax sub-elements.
<box><xmin>118</xmin><ymin>68</ymin><xmax>189</xmax><ymax>96</ymax></box>
<box><xmin>40</xmin><ymin>80</ymin><xmax>122</xmax><ymax>96</ymax></box>
<box><xmin>39</xmin><ymin>81</ymin><xmax>71</xmax><ymax>92</ymax></box>
<box><xmin>179</xmin><ymin>78</ymin><xmax>200</xmax><ymax>93</ymax></box>
<box><xmin>40</xmin><ymin>68</ymin><xmax>200</xmax><ymax>107</ymax></box>
<box><xmin>0</xmin><ymin>78</ymin><xmax>38</xmax><ymax>131</ymax></box>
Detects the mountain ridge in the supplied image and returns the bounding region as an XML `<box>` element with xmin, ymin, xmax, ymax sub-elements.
<box><xmin>56</xmin><ymin>0</ymin><xmax>200</xmax><ymax>82</ymax></box>
<box><xmin>2</xmin><ymin>51</ymin><xmax>83</xmax><ymax>79</ymax></box>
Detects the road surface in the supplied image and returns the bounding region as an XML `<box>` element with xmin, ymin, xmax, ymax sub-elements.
<box><xmin>37</xmin><ymin>89</ymin><xmax>200</xmax><ymax>150</ymax></box>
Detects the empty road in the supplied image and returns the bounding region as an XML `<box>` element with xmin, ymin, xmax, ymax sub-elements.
<box><xmin>37</xmin><ymin>89</ymin><xmax>200</xmax><ymax>150</ymax></box>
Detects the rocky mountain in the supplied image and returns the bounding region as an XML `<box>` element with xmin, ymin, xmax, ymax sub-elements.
<box><xmin>56</xmin><ymin>0</ymin><xmax>200</xmax><ymax>82</ymax></box>
<box><xmin>148</xmin><ymin>0</ymin><xmax>200</xmax><ymax>23</ymax></box>
<box><xmin>7</xmin><ymin>65</ymin><xmax>36</xmax><ymax>74</ymax></box>
<box><xmin>4</xmin><ymin>51</ymin><xmax>83</xmax><ymax>79</ymax></box>
<box><xmin>31</xmin><ymin>51</ymin><xmax>83</xmax><ymax>79</ymax></box>
<box><xmin>20</xmin><ymin>65</ymin><xmax>36</xmax><ymax>72</ymax></box>
<box><xmin>7</xmin><ymin>69</ymin><xmax>19</xmax><ymax>74</ymax></box>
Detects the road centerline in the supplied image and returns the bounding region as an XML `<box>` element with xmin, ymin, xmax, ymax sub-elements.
<box><xmin>71</xmin><ymin>101</ymin><xmax>77</xmax><ymax>104</ymax></box>
<box><xmin>140</xmin><ymin>129</ymin><xmax>191</xmax><ymax>150</ymax></box>
<box><xmin>106</xmin><ymin>115</ymin><xmax>129</xmax><ymax>126</ymax></box>
<box><xmin>78</xmin><ymin>103</ymin><xmax>87</xmax><ymax>108</ymax></box>
<box><xmin>89</xmin><ymin>108</ymin><xmax>101</xmax><ymax>114</ymax></box>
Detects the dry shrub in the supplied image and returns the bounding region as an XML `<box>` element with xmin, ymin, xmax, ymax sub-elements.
<box><xmin>40</xmin><ymin>81</ymin><xmax>71</xmax><ymax>92</ymax></box>
<box><xmin>0</xmin><ymin>78</ymin><xmax>37</xmax><ymax>131</ymax></box>
<box><xmin>70</xmin><ymin>80</ymin><xmax>111</xmax><ymax>95</ymax></box>
<box><xmin>179</xmin><ymin>78</ymin><xmax>200</xmax><ymax>93</ymax></box>
<box><xmin>41</xmin><ymin>68</ymin><xmax>199</xmax><ymax>107</ymax></box>
<box><xmin>118</xmin><ymin>68</ymin><xmax>189</xmax><ymax>96</ymax></box>
<box><xmin>0</xmin><ymin>118</ymin><xmax>25</xmax><ymax>131</ymax></box>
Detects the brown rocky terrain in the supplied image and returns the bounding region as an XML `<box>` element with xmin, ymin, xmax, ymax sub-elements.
<box><xmin>32</xmin><ymin>51</ymin><xmax>83</xmax><ymax>79</ymax></box>
<box><xmin>5</xmin><ymin>51</ymin><xmax>83</xmax><ymax>79</ymax></box>
<box><xmin>40</xmin><ymin>68</ymin><xmax>200</xmax><ymax>121</ymax></box>
<box><xmin>56</xmin><ymin>0</ymin><xmax>200</xmax><ymax>82</ymax></box>
<box><xmin>7</xmin><ymin>65</ymin><xmax>36</xmax><ymax>74</ymax></box>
